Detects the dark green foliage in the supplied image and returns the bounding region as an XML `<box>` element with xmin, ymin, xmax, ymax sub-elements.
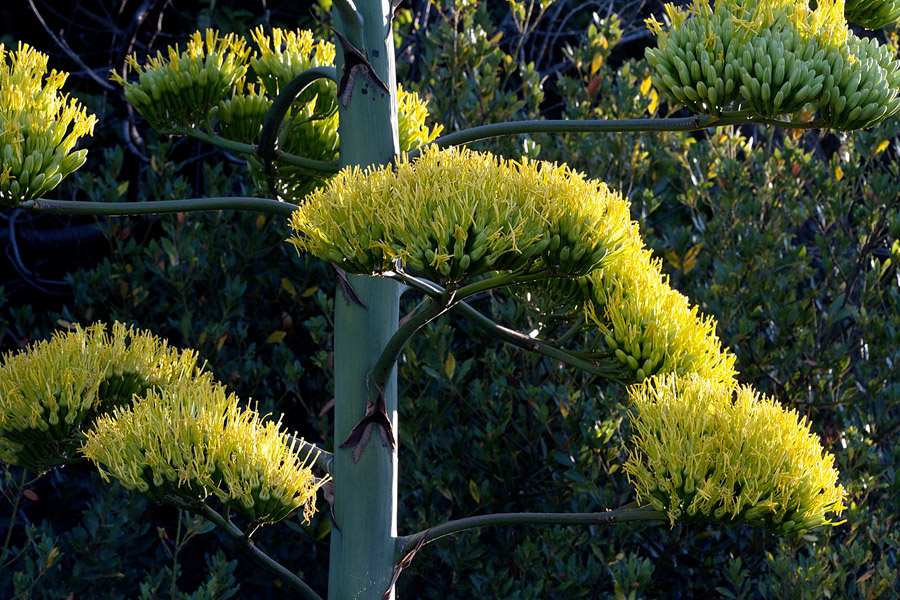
<box><xmin>2</xmin><ymin>1</ymin><xmax>899</xmax><ymax>598</ymax></box>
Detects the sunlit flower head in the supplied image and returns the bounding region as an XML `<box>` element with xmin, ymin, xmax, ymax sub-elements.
<box><xmin>625</xmin><ymin>374</ymin><xmax>846</xmax><ymax>534</ymax></box>
<box><xmin>288</xmin><ymin>146</ymin><xmax>635</xmax><ymax>284</ymax></box>
<box><xmin>82</xmin><ymin>379</ymin><xmax>325</xmax><ymax>524</ymax></box>
<box><xmin>587</xmin><ymin>245</ymin><xmax>736</xmax><ymax>386</ymax></box>
<box><xmin>0</xmin><ymin>322</ymin><xmax>206</xmax><ymax>474</ymax></box>
<box><xmin>0</xmin><ymin>43</ymin><xmax>97</xmax><ymax>206</ymax></box>
<box><xmin>110</xmin><ymin>29</ymin><xmax>250</xmax><ymax>130</ymax></box>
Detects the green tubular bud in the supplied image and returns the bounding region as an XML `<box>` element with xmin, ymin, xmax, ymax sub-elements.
<box><xmin>37</xmin><ymin>173</ymin><xmax>62</xmax><ymax>196</ymax></box>
<box><xmin>571</xmin><ymin>244</ymin><xmax>587</xmax><ymax>264</ymax></box>
<box><xmin>635</xmin><ymin>368</ymin><xmax>646</xmax><ymax>383</ymax></box>
<box><xmin>549</xmin><ymin>234</ymin><xmax>561</xmax><ymax>253</ymax></box>
<box><xmin>626</xmin><ymin>354</ymin><xmax>639</xmax><ymax>371</ymax></box>
<box><xmin>605</xmin><ymin>334</ymin><xmax>618</xmax><ymax>351</ymax></box>
<box><xmin>469</xmin><ymin>244</ymin><xmax>488</xmax><ymax>263</ymax></box>
<box><xmin>708</xmin><ymin>86</ymin><xmax>719</xmax><ymax>109</ymax></box>
<box><xmin>682</xmin><ymin>86</ymin><xmax>700</xmax><ymax>103</ymax></box>
<box><xmin>458</xmin><ymin>254</ymin><xmax>471</xmax><ymax>273</ymax></box>
<box><xmin>673</xmin><ymin>55</ymin><xmax>691</xmax><ymax>86</ymax></box>
<box><xmin>558</xmin><ymin>246</ymin><xmax>571</xmax><ymax>264</ymax></box>
<box><xmin>696</xmin><ymin>81</ymin><xmax>708</xmax><ymax>101</ymax></box>
<box><xmin>29</xmin><ymin>173</ymin><xmax>46</xmax><ymax>194</ymax></box>
<box><xmin>773</xmin><ymin>59</ymin><xmax>785</xmax><ymax>89</ymax></box>
<box><xmin>615</xmin><ymin>348</ymin><xmax>628</xmax><ymax>364</ymax></box>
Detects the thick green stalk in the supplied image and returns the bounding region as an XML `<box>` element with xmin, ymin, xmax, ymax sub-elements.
<box><xmin>21</xmin><ymin>197</ymin><xmax>296</xmax><ymax>218</ymax></box>
<box><xmin>397</xmin><ymin>507</ymin><xmax>667</xmax><ymax>555</ymax></box>
<box><xmin>422</xmin><ymin>115</ymin><xmax>827</xmax><ymax>151</ymax></box>
<box><xmin>328</xmin><ymin>1</ymin><xmax>402</xmax><ymax>599</ymax></box>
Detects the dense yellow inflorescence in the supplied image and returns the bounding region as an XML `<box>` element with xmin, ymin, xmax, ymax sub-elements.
<box><xmin>0</xmin><ymin>43</ymin><xmax>97</xmax><ymax>206</ymax></box>
<box><xmin>288</xmin><ymin>145</ymin><xmax>635</xmax><ymax>283</ymax></box>
<box><xmin>587</xmin><ymin>246</ymin><xmax>737</xmax><ymax>386</ymax></box>
<box><xmin>82</xmin><ymin>380</ymin><xmax>324</xmax><ymax>524</ymax></box>
<box><xmin>0</xmin><ymin>322</ymin><xmax>206</xmax><ymax>474</ymax></box>
<box><xmin>625</xmin><ymin>374</ymin><xmax>846</xmax><ymax>533</ymax></box>
<box><xmin>645</xmin><ymin>0</ymin><xmax>900</xmax><ymax>129</ymax></box>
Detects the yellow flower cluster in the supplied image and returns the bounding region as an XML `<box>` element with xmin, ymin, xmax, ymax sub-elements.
<box><xmin>82</xmin><ymin>380</ymin><xmax>324</xmax><ymax>524</ymax></box>
<box><xmin>249</xmin><ymin>26</ymin><xmax>336</xmax><ymax>114</ymax></box>
<box><xmin>110</xmin><ymin>29</ymin><xmax>251</xmax><ymax>130</ymax></box>
<box><xmin>288</xmin><ymin>146</ymin><xmax>635</xmax><ymax>283</ymax></box>
<box><xmin>625</xmin><ymin>374</ymin><xmax>846</xmax><ymax>534</ymax></box>
<box><xmin>645</xmin><ymin>0</ymin><xmax>900</xmax><ymax>129</ymax></box>
<box><xmin>0</xmin><ymin>322</ymin><xmax>204</xmax><ymax>474</ymax></box>
<box><xmin>587</xmin><ymin>247</ymin><xmax>736</xmax><ymax>386</ymax></box>
<box><xmin>0</xmin><ymin>43</ymin><xmax>97</xmax><ymax>206</ymax></box>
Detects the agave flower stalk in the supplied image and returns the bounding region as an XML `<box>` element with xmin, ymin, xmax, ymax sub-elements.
<box><xmin>325</xmin><ymin>1</ymin><xmax>403</xmax><ymax>598</ymax></box>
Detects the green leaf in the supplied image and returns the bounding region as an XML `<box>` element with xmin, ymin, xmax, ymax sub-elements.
<box><xmin>265</xmin><ymin>331</ymin><xmax>286</xmax><ymax>344</ymax></box>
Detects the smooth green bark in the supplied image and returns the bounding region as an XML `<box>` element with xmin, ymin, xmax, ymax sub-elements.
<box><xmin>328</xmin><ymin>1</ymin><xmax>402</xmax><ymax>599</ymax></box>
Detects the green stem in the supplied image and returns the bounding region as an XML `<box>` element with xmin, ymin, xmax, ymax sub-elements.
<box><xmin>327</xmin><ymin>0</ymin><xmax>403</xmax><ymax>596</ymax></box>
<box><xmin>369</xmin><ymin>294</ymin><xmax>452</xmax><ymax>392</ymax></box>
<box><xmin>0</xmin><ymin>470</ymin><xmax>27</xmax><ymax>568</ymax></box>
<box><xmin>173</xmin><ymin>126</ymin><xmax>340</xmax><ymax>173</ymax></box>
<box><xmin>21</xmin><ymin>197</ymin><xmax>297</xmax><ymax>218</ymax></box>
<box><xmin>398</xmin><ymin>507</ymin><xmax>667</xmax><ymax>555</ymax></box>
<box><xmin>257</xmin><ymin>66</ymin><xmax>339</xmax><ymax>170</ymax></box>
<box><xmin>422</xmin><ymin>115</ymin><xmax>828</xmax><ymax>152</ymax></box>
<box><xmin>285</xmin><ymin>435</ymin><xmax>333</xmax><ymax>475</ymax></box>
<box><xmin>185</xmin><ymin>501</ymin><xmax>324</xmax><ymax>600</ymax></box>
<box><xmin>453</xmin><ymin>270</ymin><xmax>552</xmax><ymax>301</ymax></box>
<box><xmin>387</xmin><ymin>272</ymin><xmax>625</xmax><ymax>382</ymax></box>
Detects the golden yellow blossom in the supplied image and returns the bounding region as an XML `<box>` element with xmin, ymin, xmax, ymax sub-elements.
<box><xmin>0</xmin><ymin>322</ymin><xmax>206</xmax><ymax>474</ymax></box>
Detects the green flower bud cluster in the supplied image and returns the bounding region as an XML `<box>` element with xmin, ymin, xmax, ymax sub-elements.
<box><xmin>288</xmin><ymin>146</ymin><xmax>634</xmax><ymax>284</ymax></box>
<box><xmin>819</xmin><ymin>35</ymin><xmax>900</xmax><ymax>130</ymax></box>
<box><xmin>0</xmin><ymin>43</ymin><xmax>97</xmax><ymax>206</ymax></box>
<box><xmin>645</xmin><ymin>0</ymin><xmax>900</xmax><ymax>130</ymax></box>
<box><xmin>0</xmin><ymin>322</ymin><xmax>206</xmax><ymax>474</ymax></box>
<box><xmin>645</xmin><ymin>5</ymin><xmax>740</xmax><ymax>116</ymax></box>
<box><xmin>588</xmin><ymin>246</ymin><xmax>736</xmax><ymax>386</ymax></box>
<box><xmin>82</xmin><ymin>380</ymin><xmax>324</xmax><ymax>524</ymax></box>
<box><xmin>845</xmin><ymin>0</ymin><xmax>900</xmax><ymax>29</ymax></box>
<box><xmin>217</xmin><ymin>83</ymin><xmax>272</xmax><ymax>145</ymax></box>
<box><xmin>110</xmin><ymin>29</ymin><xmax>251</xmax><ymax>130</ymax></box>
<box><xmin>113</xmin><ymin>27</ymin><xmax>441</xmax><ymax>202</ymax></box>
<box><xmin>625</xmin><ymin>374</ymin><xmax>846</xmax><ymax>534</ymax></box>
